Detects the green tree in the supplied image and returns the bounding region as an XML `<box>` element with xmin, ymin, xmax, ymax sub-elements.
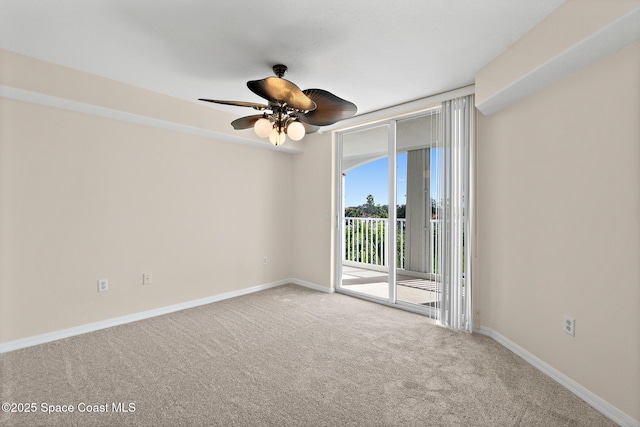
<box><xmin>365</xmin><ymin>194</ymin><xmax>376</xmax><ymax>216</ymax></box>
<box><xmin>344</xmin><ymin>195</ymin><xmax>389</xmax><ymax>218</ymax></box>
<box><xmin>344</xmin><ymin>207</ymin><xmax>361</xmax><ymax>217</ymax></box>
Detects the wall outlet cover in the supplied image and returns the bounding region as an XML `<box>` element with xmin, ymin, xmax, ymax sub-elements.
<box><xmin>564</xmin><ymin>315</ymin><xmax>575</xmax><ymax>337</ymax></box>
<box><xmin>143</xmin><ymin>273</ymin><xmax>152</xmax><ymax>285</ymax></box>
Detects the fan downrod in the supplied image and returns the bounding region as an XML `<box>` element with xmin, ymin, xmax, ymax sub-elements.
<box><xmin>273</xmin><ymin>64</ymin><xmax>288</xmax><ymax>78</ymax></box>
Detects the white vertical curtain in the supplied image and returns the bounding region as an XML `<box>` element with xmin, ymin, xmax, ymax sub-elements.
<box><xmin>435</xmin><ymin>94</ymin><xmax>474</xmax><ymax>332</ymax></box>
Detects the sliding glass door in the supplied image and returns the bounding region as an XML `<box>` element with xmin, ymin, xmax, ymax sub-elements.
<box><xmin>340</xmin><ymin>124</ymin><xmax>390</xmax><ymax>301</ymax></box>
<box><xmin>336</xmin><ymin>93</ymin><xmax>474</xmax><ymax>331</ymax></box>
<box><xmin>395</xmin><ymin>110</ymin><xmax>442</xmax><ymax>312</ymax></box>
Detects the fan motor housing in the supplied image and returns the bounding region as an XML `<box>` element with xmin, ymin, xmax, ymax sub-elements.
<box><xmin>273</xmin><ymin>64</ymin><xmax>288</xmax><ymax>78</ymax></box>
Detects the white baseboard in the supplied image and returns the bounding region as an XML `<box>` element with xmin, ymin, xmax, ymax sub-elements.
<box><xmin>288</xmin><ymin>278</ymin><xmax>334</xmax><ymax>294</ymax></box>
<box><xmin>475</xmin><ymin>326</ymin><xmax>639</xmax><ymax>427</ymax></box>
<box><xmin>0</xmin><ymin>279</ymin><xmax>328</xmax><ymax>354</ymax></box>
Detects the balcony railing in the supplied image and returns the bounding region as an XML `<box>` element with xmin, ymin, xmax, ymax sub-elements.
<box><xmin>344</xmin><ymin>217</ymin><xmax>440</xmax><ymax>272</ymax></box>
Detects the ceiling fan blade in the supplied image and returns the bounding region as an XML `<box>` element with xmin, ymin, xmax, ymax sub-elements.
<box><xmin>198</xmin><ymin>99</ymin><xmax>269</xmax><ymax>110</ymax></box>
<box><xmin>247</xmin><ymin>77</ymin><xmax>316</xmax><ymax>111</ymax></box>
<box><xmin>230</xmin><ymin>115</ymin><xmax>264</xmax><ymax>130</ymax></box>
<box><xmin>298</xmin><ymin>89</ymin><xmax>357</xmax><ymax>126</ymax></box>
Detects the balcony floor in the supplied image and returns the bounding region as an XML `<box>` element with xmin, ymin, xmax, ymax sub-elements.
<box><xmin>340</xmin><ymin>265</ymin><xmax>439</xmax><ymax>306</ymax></box>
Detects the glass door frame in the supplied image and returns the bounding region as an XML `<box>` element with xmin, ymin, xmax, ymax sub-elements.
<box><xmin>332</xmin><ymin>85</ymin><xmax>475</xmax><ymax>324</ymax></box>
<box><xmin>335</xmin><ymin>113</ymin><xmax>438</xmax><ymax>317</ymax></box>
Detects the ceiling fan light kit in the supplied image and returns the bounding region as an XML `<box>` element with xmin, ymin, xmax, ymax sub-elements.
<box><xmin>286</xmin><ymin>121</ymin><xmax>305</xmax><ymax>141</ymax></box>
<box><xmin>254</xmin><ymin>117</ymin><xmax>273</xmax><ymax>138</ymax></box>
<box><xmin>199</xmin><ymin>65</ymin><xmax>357</xmax><ymax>146</ymax></box>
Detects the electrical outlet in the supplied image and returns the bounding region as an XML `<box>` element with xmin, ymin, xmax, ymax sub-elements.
<box><xmin>97</xmin><ymin>279</ymin><xmax>108</xmax><ymax>293</ymax></box>
<box><xmin>564</xmin><ymin>315</ymin><xmax>575</xmax><ymax>336</ymax></box>
<box><xmin>262</xmin><ymin>256</ymin><xmax>268</xmax><ymax>265</ymax></box>
<box><xmin>143</xmin><ymin>273</ymin><xmax>152</xmax><ymax>285</ymax></box>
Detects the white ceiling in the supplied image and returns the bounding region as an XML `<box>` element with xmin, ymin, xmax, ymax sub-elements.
<box><xmin>0</xmin><ymin>0</ymin><xmax>564</xmax><ymax>117</ymax></box>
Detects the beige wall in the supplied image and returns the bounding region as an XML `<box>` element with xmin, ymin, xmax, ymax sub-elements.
<box><xmin>476</xmin><ymin>38</ymin><xmax>640</xmax><ymax>422</ymax></box>
<box><xmin>290</xmin><ymin>131</ymin><xmax>335</xmax><ymax>289</ymax></box>
<box><xmin>0</xmin><ymin>53</ymin><xmax>296</xmax><ymax>343</ymax></box>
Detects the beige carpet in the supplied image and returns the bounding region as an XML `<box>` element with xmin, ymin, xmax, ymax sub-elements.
<box><xmin>0</xmin><ymin>284</ymin><xmax>614</xmax><ymax>426</ymax></box>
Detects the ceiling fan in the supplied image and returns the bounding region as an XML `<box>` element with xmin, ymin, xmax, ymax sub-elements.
<box><xmin>199</xmin><ymin>64</ymin><xmax>357</xmax><ymax>146</ymax></box>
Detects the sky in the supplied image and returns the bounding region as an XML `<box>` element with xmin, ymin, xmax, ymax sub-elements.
<box><xmin>344</xmin><ymin>150</ymin><xmax>441</xmax><ymax>208</ymax></box>
<box><xmin>344</xmin><ymin>153</ymin><xmax>406</xmax><ymax>208</ymax></box>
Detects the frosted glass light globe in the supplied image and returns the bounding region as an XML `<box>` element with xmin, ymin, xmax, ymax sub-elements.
<box><xmin>254</xmin><ymin>118</ymin><xmax>272</xmax><ymax>138</ymax></box>
<box><xmin>287</xmin><ymin>121</ymin><xmax>305</xmax><ymax>141</ymax></box>
<box><xmin>269</xmin><ymin>128</ymin><xmax>286</xmax><ymax>146</ymax></box>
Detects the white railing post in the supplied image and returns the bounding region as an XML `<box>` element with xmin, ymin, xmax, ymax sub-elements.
<box><xmin>384</xmin><ymin>219</ymin><xmax>389</xmax><ymax>267</ymax></box>
<box><xmin>397</xmin><ymin>218</ymin><xmax>406</xmax><ymax>270</ymax></box>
